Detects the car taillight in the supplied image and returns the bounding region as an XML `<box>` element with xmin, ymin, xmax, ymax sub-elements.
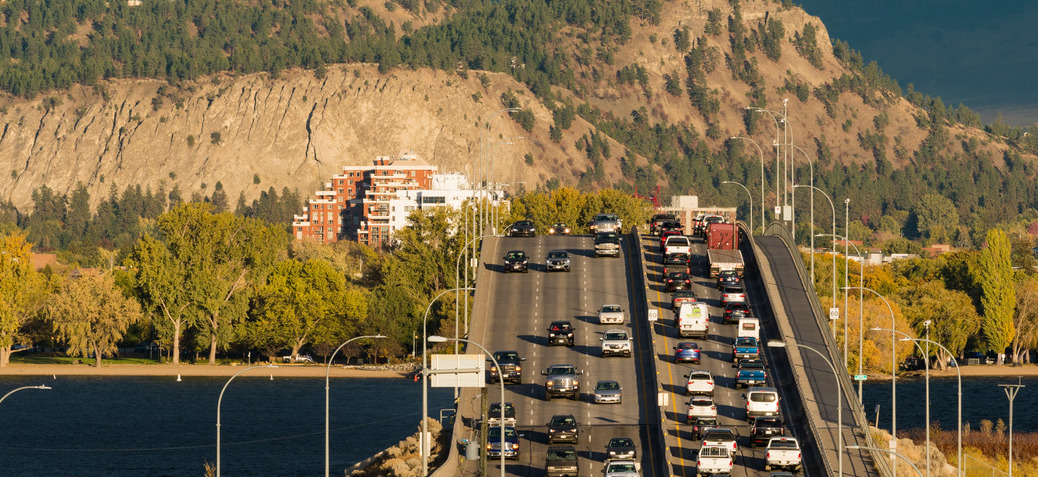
<box><xmin>766</xmin><ymin>452</ymin><xmax>770</xmax><ymax>459</ymax></box>
<box><xmin>707</xmin><ymin>381</ymin><xmax>713</xmax><ymax>386</ymax></box>
<box><xmin>727</xmin><ymin>460</ymin><xmax>732</xmax><ymax>466</ymax></box>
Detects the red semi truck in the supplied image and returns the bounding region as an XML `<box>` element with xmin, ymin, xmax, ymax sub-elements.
<box><xmin>706</xmin><ymin>222</ymin><xmax>744</xmax><ymax>277</ymax></box>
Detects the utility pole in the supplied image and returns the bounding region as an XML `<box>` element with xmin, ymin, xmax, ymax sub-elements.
<box><xmin>999</xmin><ymin>379</ymin><xmax>1025</xmax><ymax>477</ymax></box>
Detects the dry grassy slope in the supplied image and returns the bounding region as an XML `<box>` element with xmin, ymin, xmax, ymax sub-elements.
<box><xmin>0</xmin><ymin>0</ymin><xmax>1027</xmax><ymax>212</ymax></box>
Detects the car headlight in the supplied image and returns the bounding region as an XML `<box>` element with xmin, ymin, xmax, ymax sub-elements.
<box><xmin>515</xmin><ymin>366</ymin><xmax>521</xmax><ymax>371</ymax></box>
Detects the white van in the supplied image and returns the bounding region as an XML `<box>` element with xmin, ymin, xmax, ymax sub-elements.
<box><xmin>676</xmin><ymin>302</ymin><xmax>709</xmax><ymax>338</ymax></box>
<box><xmin>737</xmin><ymin>317</ymin><xmax>760</xmax><ymax>341</ymax></box>
<box><xmin>744</xmin><ymin>386</ymin><xmax>780</xmax><ymax>421</ymax></box>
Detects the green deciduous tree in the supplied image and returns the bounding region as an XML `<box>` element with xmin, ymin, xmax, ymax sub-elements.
<box><xmin>128</xmin><ymin>233</ymin><xmax>194</xmax><ymax>365</ymax></box>
<box><xmin>978</xmin><ymin>228</ymin><xmax>1016</xmax><ymax>364</ymax></box>
<box><xmin>47</xmin><ymin>272</ymin><xmax>142</xmax><ymax>367</ymax></box>
<box><xmin>914</xmin><ymin>193</ymin><xmax>959</xmax><ymax>242</ymax></box>
<box><xmin>0</xmin><ymin>232</ymin><xmax>47</xmax><ymax>367</ymax></box>
<box><xmin>900</xmin><ymin>280</ymin><xmax>981</xmax><ymax>370</ymax></box>
<box><xmin>1012</xmin><ymin>277</ymin><xmax>1038</xmax><ymax>364</ymax></box>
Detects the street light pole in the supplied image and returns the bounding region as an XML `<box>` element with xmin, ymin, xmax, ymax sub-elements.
<box><xmin>479</xmin><ymin>108</ymin><xmax>519</xmax><ymax>237</ymax></box>
<box><xmin>848</xmin><ymin>286</ymin><xmax>898</xmax><ymax>477</ymax></box>
<box><xmin>999</xmin><ymin>380</ymin><xmax>1025</xmax><ymax>477</ymax></box>
<box><xmin>429</xmin><ymin>335</ymin><xmax>507</xmax><ymax>477</ymax></box>
<box><xmin>846</xmin><ymin>446</ymin><xmax>924</xmax><ymax>477</ymax></box>
<box><xmin>721</xmin><ymin>181</ymin><xmax>753</xmax><ymax>233</ymax></box>
<box><xmin>422</xmin><ymin>287</ymin><xmax>476</xmax><ymax>476</ymax></box>
<box><xmin>489</xmin><ymin>138</ymin><xmax>522</xmax><ymax>235</ymax></box>
<box><xmin>748</xmin><ymin>107</ymin><xmax>783</xmax><ymax>214</ymax></box>
<box><xmin>217</xmin><ymin>364</ymin><xmax>277</xmax><ymax>477</ymax></box>
<box><xmin>818</xmin><ymin>233</ymin><xmax>864</xmax><ymax>378</ymax></box>
<box><xmin>455</xmin><ymin>234</ymin><xmax>488</xmax><ymax>397</ymax></box>
<box><xmin>844</xmin><ymin>199</ymin><xmax>851</xmax><ymax>371</ymax></box>
<box><xmin>767</xmin><ymin>340</ymin><xmax>842</xmax><ymax>477</ymax></box>
<box><xmin>326</xmin><ymin>335</ymin><xmax>386</xmax><ymax>477</ymax></box>
<box><xmin>729</xmin><ymin>136</ymin><xmax>767</xmax><ymax>227</ymax></box>
<box><xmin>796</xmin><ymin>184</ymin><xmax>837</xmax><ymax>335</ymax></box>
<box><xmin>791</xmin><ymin>144</ymin><xmax>816</xmax><ymax>286</ymax></box>
<box><xmin>0</xmin><ymin>385</ymin><xmax>51</xmax><ymax>407</ymax></box>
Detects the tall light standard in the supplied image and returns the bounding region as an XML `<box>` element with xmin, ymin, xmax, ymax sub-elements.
<box><xmin>429</xmin><ymin>335</ymin><xmax>507</xmax><ymax>477</ymax></box>
<box><xmin>791</xmin><ymin>144</ymin><xmax>816</xmax><ymax>283</ymax></box>
<box><xmin>846</xmin><ymin>446</ymin><xmax>924</xmax><ymax>477</ymax></box>
<box><xmin>721</xmin><ymin>181</ymin><xmax>753</xmax><ymax>233</ymax></box>
<box><xmin>795</xmin><ymin>184</ymin><xmax>837</xmax><ymax>335</ymax></box>
<box><xmin>455</xmin><ymin>235</ymin><xmax>487</xmax><ymax>370</ymax></box>
<box><xmin>478</xmin><ymin>108</ymin><xmax>519</xmax><ymax>237</ymax></box>
<box><xmin>325</xmin><ymin>335</ymin><xmax>386</xmax><ymax>477</ymax></box>
<box><xmin>748</xmin><ymin>106</ymin><xmax>783</xmax><ymax>214</ymax></box>
<box><xmin>816</xmin><ymin>232</ymin><xmax>864</xmax><ymax>376</ymax></box>
<box><xmin>848</xmin><ymin>286</ymin><xmax>898</xmax><ymax>477</ymax></box>
<box><xmin>216</xmin><ymin>364</ymin><xmax>277</xmax><ymax>477</ymax></box>
<box><xmin>489</xmin><ymin>137</ymin><xmax>523</xmax><ymax>235</ymax></box>
<box><xmin>729</xmin><ymin>136</ymin><xmax>767</xmax><ymax>226</ymax></box>
<box><xmin>873</xmin><ymin>329</ymin><xmax>931</xmax><ymax>477</ymax></box>
<box><xmin>422</xmin><ymin>287</ymin><xmax>476</xmax><ymax>476</ymax></box>
<box><xmin>767</xmin><ymin>340</ymin><xmax>843</xmax><ymax>477</ymax></box>
<box><xmin>0</xmin><ymin>385</ymin><xmax>51</xmax><ymax>407</ymax></box>
<box><xmin>999</xmin><ymin>380</ymin><xmax>1025</xmax><ymax>477</ymax></box>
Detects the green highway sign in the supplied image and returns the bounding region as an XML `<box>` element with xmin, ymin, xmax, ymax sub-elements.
<box><xmin>853</xmin><ymin>375</ymin><xmax>868</xmax><ymax>381</ymax></box>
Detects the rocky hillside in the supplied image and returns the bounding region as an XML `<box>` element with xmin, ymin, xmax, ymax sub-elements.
<box><xmin>0</xmin><ymin>0</ymin><xmax>1030</xmax><ymax>214</ymax></box>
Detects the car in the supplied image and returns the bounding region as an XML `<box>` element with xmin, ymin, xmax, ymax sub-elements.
<box><xmin>603</xmin><ymin>459</ymin><xmax>641</xmax><ymax>477</ymax></box>
<box><xmin>720</xmin><ymin>283</ymin><xmax>747</xmax><ymax>306</ymax></box>
<box><xmin>547</xmin><ymin>222</ymin><xmax>571</xmax><ymax>235</ymax></box>
<box><xmin>659</xmin><ymin>220</ymin><xmax>683</xmax><ymax>235</ymax></box>
<box><xmin>593</xmin><ymin>380</ymin><xmax>623</xmax><ymax>404</ymax></box>
<box><xmin>744</xmin><ymin>386</ymin><xmax>781</xmax><ymax>421</ymax></box>
<box><xmin>671</xmin><ymin>289</ymin><xmax>697</xmax><ymax>309</ymax></box>
<box><xmin>546</xmin><ymin>250</ymin><xmax>571</xmax><ymax>272</ymax></box>
<box><xmin>545</xmin><ymin>445</ymin><xmax>579</xmax><ymax>477</ymax></box>
<box><xmin>732</xmin><ymin>336</ymin><xmax>760</xmax><ymax>365</ymax></box>
<box><xmin>486</xmin><ymin>425</ymin><xmax>520</xmax><ymax>459</ymax></box>
<box><xmin>701</xmin><ymin>427</ymin><xmax>738</xmax><ymax>459</ymax></box>
<box><xmin>736</xmin><ymin>359</ymin><xmax>767</xmax><ymax>388</ymax></box>
<box><xmin>688</xmin><ymin>416</ymin><xmax>719</xmax><ymax>440</ymax></box>
<box><xmin>697</xmin><ymin>215</ymin><xmax>725</xmax><ymax>236</ymax></box>
<box><xmin>600</xmin><ymin>329</ymin><xmax>633</xmax><ymax>357</ymax></box>
<box><xmin>722</xmin><ymin>302</ymin><xmax>752</xmax><ymax>324</ymax></box>
<box><xmin>605</xmin><ymin>436</ymin><xmax>637</xmax><ymax>460</ymax></box>
<box><xmin>664</xmin><ymin>271</ymin><xmax>692</xmax><ymax>292</ymax></box>
<box><xmin>590</xmin><ymin>213</ymin><xmax>622</xmax><ymax>234</ymax></box>
<box><xmin>594</xmin><ymin>231</ymin><xmax>621</xmax><ymax>257</ymax></box>
<box><xmin>685</xmin><ymin>396</ymin><xmax>717</xmax><ymax>423</ymax></box>
<box><xmin>503</xmin><ymin>250</ymin><xmax>529</xmax><ymax>273</ymax></box>
<box><xmin>281</xmin><ymin>354</ymin><xmax>314</xmax><ymax>363</ymax></box>
<box><xmin>663</xmin><ymin>252</ymin><xmax>691</xmax><ymax>276</ymax></box>
<box><xmin>684</xmin><ymin>370</ymin><xmax>715</xmax><ymax>396</ymax></box>
<box><xmin>750</xmin><ymin>416</ymin><xmax>785</xmax><ymax>447</ymax></box>
<box><xmin>487</xmin><ymin>402</ymin><xmax>517</xmax><ymax>427</ymax></box>
<box><xmin>543</xmin><ymin>364</ymin><xmax>582</xmax><ymax>400</ymax></box>
<box><xmin>507</xmin><ymin>220</ymin><xmax>536</xmax><ymax>237</ymax></box>
<box><xmin>673</xmin><ymin>342</ymin><xmax>701</xmax><ymax>364</ymax></box>
<box><xmin>649</xmin><ymin>213</ymin><xmax>678</xmax><ymax>235</ymax></box>
<box><xmin>598</xmin><ymin>304</ymin><xmax>626</xmax><ymax>324</ymax></box>
<box><xmin>716</xmin><ymin>270</ymin><xmax>742</xmax><ymax>289</ymax></box>
<box><xmin>547</xmin><ymin>414</ymin><xmax>579</xmax><ymax>444</ymax></box>
<box><xmin>489</xmin><ymin>350</ymin><xmax>525</xmax><ymax>384</ymax></box>
<box><xmin>547</xmin><ymin>321</ymin><xmax>575</xmax><ymax>346</ymax></box>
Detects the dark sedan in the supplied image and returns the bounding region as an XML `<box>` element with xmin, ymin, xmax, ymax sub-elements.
<box><xmin>507</xmin><ymin>220</ymin><xmax>537</xmax><ymax>237</ymax></box>
<box><xmin>673</xmin><ymin>342</ymin><xmax>701</xmax><ymax>364</ymax></box>
<box><xmin>665</xmin><ymin>271</ymin><xmax>692</xmax><ymax>292</ymax></box>
<box><xmin>547</xmin><ymin>222</ymin><xmax>571</xmax><ymax>235</ymax></box>
<box><xmin>723</xmin><ymin>302</ymin><xmax>752</xmax><ymax>324</ymax></box>
<box><xmin>717</xmin><ymin>269</ymin><xmax>742</xmax><ymax>289</ymax></box>
<box><xmin>605</xmin><ymin>436</ymin><xmax>637</xmax><ymax>460</ymax></box>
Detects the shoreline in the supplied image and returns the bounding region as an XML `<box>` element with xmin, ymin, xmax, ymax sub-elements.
<box><xmin>869</xmin><ymin>363</ymin><xmax>1038</xmax><ymax>381</ymax></box>
<box><xmin>0</xmin><ymin>363</ymin><xmax>413</xmax><ymax>378</ymax></box>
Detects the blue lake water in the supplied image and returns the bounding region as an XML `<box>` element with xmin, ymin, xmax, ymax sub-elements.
<box><xmin>797</xmin><ymin>0</ymin><xmax>1038</xmax><ymax>126</ymax></box>
<box><xmin>863</xmin><ymin>375</ymin><xmax>1038</xmax><ymax>433</ymax></box>
<box><xmin>0</xmin><ymin>376</ymin><xmax>453</xmax><ymax>477</ymax></box>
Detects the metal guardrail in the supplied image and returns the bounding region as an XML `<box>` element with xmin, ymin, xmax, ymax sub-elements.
<box><xmin>761</xmin><ymin>222</ymin><xmax>890</xmax><ymax>477</ymax></box>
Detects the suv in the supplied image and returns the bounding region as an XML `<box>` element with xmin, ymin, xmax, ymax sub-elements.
<box><xmin>547</xmin><ymin>321</ymin><xmax>575</xmax><ymax>346</ymax></box>
<box><xmin>503</xmin><ymin>250</ymin><xmax>529</xmax><ymax>273</ymax></box>
<box><xmin>489</xmin><ymin>350</ymin><xmax>525</xmax><ymax>384</ymax></box>
<box><xmin>547</xmin><ymin>414</ymin><xmax>579</xmax><ymax>443</ymax></box>
<box><xmin>594</xmin><ymin>232</ymin><xmax>621</xmax><ymax>257</ymax></box>
<box><xmin>684</xmin><ymin>370</ymin><xmax>715</xmax><ymax>396</ymax></box>
<box><xmin>603</xmin><ymin>460</ymin><xmax>640</xmax><ymax>477</ymax></box>
<box><xmin>507</xmin><ymin>220</ymin><xmax>536</xmax><ymax>237</ymax></box>
<box><xmin>545</xmin><ymin>445</ymin><xmax>578</xmax><ymax>477</ymax></box>
<box><xmin>720</xmin><ymin>283</ymin><xmax>747</xmax><ymax>306</ymax></box>
<box><xmin>688</xmin><ymin>416</ymin><xmax>719</xmax><ymax>440</ymax></box>
<box><xmin>685</xmin><ymin>396</ymin><xmax>717</xmax><ymax>422</ymax></box>
<box><xmin>722</xmin><ymin>302</ymin><xmax>752</xmax><ymax>324</ymax></box>
<box><xmin>485</xmin><ymin>426</ymin><xmax>520</xmax><ymax>460</ymax></box>
<box><xmin>546</xmin><ymin>250</ymin><xmax>571</xmax><ymax>272</ymax></box>
<box><xmin>600</xmin><ymin>329</ymin><xmax>633</xmax><ymax>357</ymax></box>
<box><xmin>744</xmin><ymin>386</ymin><xmax>781</xmax><ymax>421</ymax></box>
<box><xmin>543</xmin><ymin>364</ymin><xmax>582</xmax><ymax>400</ymax></box>
<box><xmin>750</xmin><ymin>416</ymin><xmax>785</xmax><ymax>447</ymax></box>
<box><xmin>487</xmin><ymin>402</ymin><xmax>517</xmax><ymax>427</ymax></box>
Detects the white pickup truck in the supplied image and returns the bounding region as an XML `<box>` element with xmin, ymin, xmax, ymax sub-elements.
<box><xmin>664</xmin><ymin>235</ymin><xmax>692</xmax><ymax>256</ymax></box>
<box><xmin>765</xmin><ymin>437</ymin><xmax>802</xmax><ymax>472</ymax></box>
<box><xmin>695</xmin><ymin>444</ymin><xmax>733</xmax><ymax>476</ymax></box>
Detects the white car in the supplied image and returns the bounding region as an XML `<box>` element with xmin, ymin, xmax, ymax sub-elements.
<box><xmin>684</xmin><ymin>370</ymin><xmax>715</xmax><ymax>396</ymax></box>
<box><xmin>598</xmin><ymin>304</ymin><xmax>626</xmax><ymax>324</ymax></box>
<box><xmin>281</xmin><ymin>354</ymin><xmax>314</xmax><ymax>363</ymax></box>
<box><xmin>601</xmin><ymin>329</ymin><xmax>633</xmax><ymax>357</ymax></box>
<box><xmin>685</xmin><ymin>396</ymin><xmax>717</xmax><ymax>423</ymax></box>
<box><xmin>745</xmin><ymin>386</ymin><xmax>781</xmax><ymax>421</ymax></box>
<box><xmin>603</xmin><ymin>459</ymin><xmax>641</xmax><ymax>477</ymax></box>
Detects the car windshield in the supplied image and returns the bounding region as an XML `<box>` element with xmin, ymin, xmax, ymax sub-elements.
<box><xmin>609</xmin><ymin>437</ymin><xmax>633</xmax><ymax>447</ymax></box>
<box><xmin>550</xmin><ymin>323</ymin><xmax>571</xmax><ymax>331</ymax></box>
<box><xmin>516</xmin><ymin>221</ymin><xmax>532</xmax><ymax>227</ymax></box>
<box><xmin>489</xmin><ymin>403</ymin><xmax>514</xmax><ymax>414</ymax></box>
<box><xmin>607</xmin><ymin>463</ymin><xmax>637</xmax><ymax>472</ymax></box>
<box><xmin>506</xmin><ymin>251</ymin><xmax>525</xmax><ymax>259</ymax></box>
<box><xmin>724</xmin><ymin>285</ymin><xmax>745</xmax><ymax>293</ymax></box>
<box><xmin>668</xmin><ymin>272</ymin><xmax>689</xmax><ymax>280</ymax></box>
<box><xmin>677</xmin><ymin>342</ymin><xmax>698</xmax><ymax>350</ymax></box>
<box><xmin>548</xmin><ymin>366</ymin><xmax>576</xmax><ymax>376</ymax></box>
<box><xmin>494</xmin><ymin>352</ymin><xmax>519</xmax><ymax>361</ymax></box>
<box><xmin>487</xmin><ymin>427</ymin><xmax>517</xmax><ymax>439</ymax></box>
<box><xmin>596</xmin><ymin>381</ymin><xmax>620</xmax><ymax>390</ymax></box>
<box><xmin>750</xmin><ymin>392</ymin><xmax>778</xmax><ymax>402</ymax></box>
<box><xmin>548</xmin><ymin>251</ymin><xmax>567</xmax><ymax>259</ymax></box>
<box><xmin>551</xmin><ymin>416</ymin><xmax>576</xmax><ymax>426</ymax></box>
<box><xmin>666</xmin><ymin>253</ymin><xmax>689</xmax><ymax>262</ymax></box>
<box><xmin>601</xmin><ymin>305</ymin><xmax>622</xmax><ymax>313</ymax></box>
<box><xmin>548</xmin><ymin>448</ymin><xmax>576</xmax><ymax>459</ymax></box>
<box><xmin>697</xmin><ymin>418</ymin><xmax>718</xmax><ymax>426</ymax></box>
<box><xmin>604</xmin><ymin>331</ymin><xmax>628</xmax><ymax>340</ymax></box>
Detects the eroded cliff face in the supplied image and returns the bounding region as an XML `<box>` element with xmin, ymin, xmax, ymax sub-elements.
<box><xmin>0</xmin><ymin>65</ymin><xmax>574</xmax><ymax>212</ymax></box>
